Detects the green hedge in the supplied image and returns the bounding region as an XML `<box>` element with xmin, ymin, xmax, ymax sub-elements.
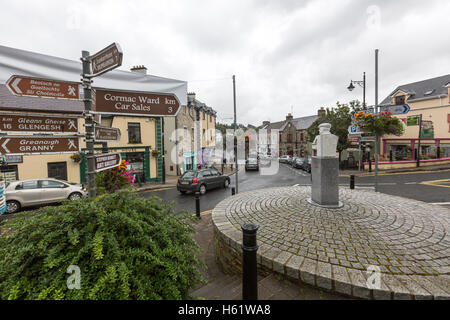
<box><xmin>0</xmin><ymin>190</ymin><xmax>204</xmax><ymax>300</ymax></box>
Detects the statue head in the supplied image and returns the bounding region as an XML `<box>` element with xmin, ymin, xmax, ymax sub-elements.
<box><xmin>319</xmin><ymin>123</ymin><xmax>331</xmax><ymax>135</ymax></box>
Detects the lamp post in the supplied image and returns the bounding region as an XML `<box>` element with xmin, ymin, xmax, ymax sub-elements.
<box><xmin>347</xmin><ymin>72</ymin><xmax>366</xmax><ymax>109</ymax></box>
<box><xmin>348</xmin><ymin>72</ymin><xmax>366</xmax><ymax>171</ymax></box>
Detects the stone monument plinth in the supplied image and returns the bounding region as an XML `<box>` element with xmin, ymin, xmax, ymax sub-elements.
<box><xmin>308</xmin><ymin>123</ymin><xmax>343</xmax><ymax>208</ymax></box>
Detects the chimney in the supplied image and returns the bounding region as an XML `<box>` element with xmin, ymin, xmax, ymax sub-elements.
<box><xmin>286</xmin><ymin>113</ymin><xmax>293</xmax><ymax>121</ymax></box>
<box><xmin>130</xmin><ymin>65</ymin><xmax>147</xmax><ymax>74</ymax></box>
<box><xmin>318</xmin><ymin>107</ymin><xmax>326</xmax><ymax>117</ymax></box>
<box><xmin>187</xmin><ymin>92</ymin><xmax>196</xmax><ymax>104</ymax></box>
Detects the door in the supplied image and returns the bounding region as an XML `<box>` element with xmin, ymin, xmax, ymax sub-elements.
<box><xmin>209</xmin><ymin>168</ymin><xmax>223</xmax><ymax>187</ymax></box>
<box><xmin>48</xmin><ymin>162</ymin><xmax>68</xmax><ymax>181</ymax></box>
<box><xmin>14</xmin><ymin>180</ymin><xmax>42</xmax><ymax>206</ymax></box>
<box><xmin>126</xmin><ymin>152</ymin><xmax>145</xmax><ymax>182</ymax></box>
<box><xmin>39</xmin><ymin>180</ymin><xmax>69</xmax><ymax>203</ymax></box>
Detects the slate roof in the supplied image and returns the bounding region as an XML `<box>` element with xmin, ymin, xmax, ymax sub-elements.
<box><xmin>380</xmin><ymin>74</ymin><xmax>450</xmax><ymax>106</ymax></box>
<box><xmin>262</xmin><ymin>115</ymin><xmax>318</xmax><ymax>131</ymax></box>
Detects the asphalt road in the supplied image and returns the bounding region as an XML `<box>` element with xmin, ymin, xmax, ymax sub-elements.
<box><xmin>141</xmin><ymin>162</ymin><xmax>450</xmax><ymax>214</ymax></box>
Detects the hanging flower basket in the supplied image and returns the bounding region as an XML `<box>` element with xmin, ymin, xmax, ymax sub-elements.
<box><xmin>70</xmin><ymin>153</ymin><xmax>82</xmax><ymax>163</ymax></box>
<box><xmin>353</xmin><ymin>111</ymin><xmax>404</xmax><ymax>136</ymax></box>
<box><xmin>151</xmin><ymin>150</ymin><xmax>161</xmax><ymax>157</ymax></box>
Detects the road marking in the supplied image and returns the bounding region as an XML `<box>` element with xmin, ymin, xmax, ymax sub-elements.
<box><xmin>405</xmin><ymin>182</ymin><xmax>418</xmax><ymax>185</ymax></box>
<box><xmin>429</xmin><ymin>202</ymin><xmax>450</xmax><ymax>206</ymax></box>
<box><xmin>191</xmin><ymin>209</ymin><xmax>213</xmax><ymax>217</ymax></box>
<box><xmin>339</xmin><ymin>168</ymin><xmax>450</xmax><ymax>178</ymax></box>
<box><xmin>419</xmin><ymin>179</ymin><xmax>450</xmax><ymax>188</ymax></box>
<box><xmin>141</xmin><ymin>187</ymin><xmax>176</xmax><ymax>193</ymax></box>
<box><xmin>293</xmin><ymin>184</ymin><xmax>299</xmax><ymax>187</ymax></box>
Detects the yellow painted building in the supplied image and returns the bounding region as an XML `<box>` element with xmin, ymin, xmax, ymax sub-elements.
<box><xmin>378</xmin><ymin>74</ymin><xmax>450</xmax><ymax>166</ymax></box>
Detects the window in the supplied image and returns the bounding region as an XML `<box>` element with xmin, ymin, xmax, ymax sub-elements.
<box><xmin>203</xmin><ymin>112</ymin><xmax>206</xmax><ymax>120</ymax></box>
<box><xmin>16</xmin><ymin>180</ymin><xmax>38</xmax><ymax>190</ymax></box>
<box><xmin>128</xmin><ymin>122</ymin><xmax>141</xmax><ymax>143</ymax></box>
<box><xmin>287</xmin><ymin>134</ymin><xmax>293</xmax><ymax>143</ymax></box>
<box><xmin>48</xmin><ymin>162</ymin><xmax>67</xmax><ymax>181</ymax></box>
<box><xmin>203</xmin><ymin>129</ymin><xmax>206</xmax><ymax>140</ymax></box>
<box><xmin>395</xmin><ymin>95</ymin><xmax>406</xmax><ymax>105</ymax></box>
<box><xmin>41</xmin><ymin>180</ymin><xmax>65</xmax><ymax>188</ymax></box>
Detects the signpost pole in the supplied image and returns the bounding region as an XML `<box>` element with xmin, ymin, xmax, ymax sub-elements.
<box><xmin>81</xmin><ymin>50</ymin><xmax>96</xmax><ymax>198</ymax></box>
<box><xmin>417</xmin><ymin>114</ymin><xmax>423</xmax><ymax>168</ymax></box>
<box><xmin>374</xmin><ymin>49</ymin><xmax>379</xmax><ymax>193</ymax></box>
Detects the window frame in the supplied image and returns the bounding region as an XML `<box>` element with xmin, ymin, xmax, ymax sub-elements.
<box><xmin>128</xmin><ymin>122</ymin><xmax>142</xmax><ymax>144</ymax></box>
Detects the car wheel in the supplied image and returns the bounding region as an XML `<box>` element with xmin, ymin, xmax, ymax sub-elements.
<box><xmin>68</xmin><ymin>192</ymin><xmax>82</xmax><ymax>201</ymax></box>
<box><xmin>224</xmin><ymin>179</ymin><xmax>230</xmax><ymax>188</ymax></box>
<box><xmin>179</xmin><ymin>190</ymin><xmax>187</xmax><ymax>194</ymax></box>
<box><xmin>6</xmin><ymin>200</ymin><xmax>21</xmax><ymax>214</ymax></box>
<box><xmin>199</xmin><ymin>184</ymin><xmax>207</xmax><ymax>195</ymax></box>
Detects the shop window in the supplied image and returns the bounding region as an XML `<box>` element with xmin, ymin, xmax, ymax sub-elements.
<box><xmin>0</xmin><ymin>165</ymin><xmax>18</xmax><ymax>184</ymax></box>
<box><xmin>128</xmin><ymin>122</ymin><xmax>141</xmax><ymax>144</ymax></box>
<box><xmin>395</xmin><ymin>95</ymin><xmax>406</xmax><ymax>105</ymax></box>
<box><xmin>48</xmin><ymin>162</ymin><xmax>68</xmax><ymax>181</ymax></box>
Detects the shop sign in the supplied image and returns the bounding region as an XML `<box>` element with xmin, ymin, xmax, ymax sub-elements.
<box><xmin>407</xmin><ymin>116</ymin><xmax>420</xmax><ymax>126</ymax></box>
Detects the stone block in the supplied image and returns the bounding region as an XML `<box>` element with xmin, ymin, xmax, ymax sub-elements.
<box><xmin>311</xmin><ymin>157</ymin><xmax>339</xmax><ymax>206</ymax></box>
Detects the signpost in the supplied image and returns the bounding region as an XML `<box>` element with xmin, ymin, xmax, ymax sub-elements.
<box><xmin>88</xmin><ymin>43</ymin><xmax>123</xmax><ymax>77</ymax></box>
<box><xmin>93</xmin><ymin>88</ymin><xmax>180</xmax><ymax>117</ymax></box>
<box><xmin>380</xmin><ymin>104</ymin><xmax>410</xmax><ymax>115</ymax></box>
<box><xmin>6</xmin><ymin>75</ymin><xmax>81</xmax><ymax>100</ymax></box>
<box><xmin>93</xmin><ymin>153</ymin><xmax>122</xmax><ymax>173</ymax></box>
<box><xmin>0</xmin><ymin>136</ymin><xmax>80</xmax><ymax>155</ymax></box>
<box><xmin>0</xmin><ymin>113</ymin><xmax>79</xmax><ymax>134</ymax></box>
<box><xmin>93</xmin><ymin>125</ymin><xmax>121</xmax><ymax>142</ymax></box>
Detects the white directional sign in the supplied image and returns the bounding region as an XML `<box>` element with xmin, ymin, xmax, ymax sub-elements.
<box><xmin>380</xmin><ymin>104</ymin><xmax>410</xmax><ymax>115</ymax></box>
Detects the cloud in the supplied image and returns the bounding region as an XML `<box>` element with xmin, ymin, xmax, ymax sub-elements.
<box><xmin>0</xmin><ymin>0</ymin><xmax>449</xmax><ymax>126</ymax></box>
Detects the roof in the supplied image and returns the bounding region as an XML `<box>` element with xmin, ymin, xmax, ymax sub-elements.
<box><xmin>263</xmin><ymin>115</ymin><xmax>318</xmax><ymax>131</ymax></box>
<box><xmin>380</xmin><ymin>74</ymin><xmax>450</xmax><ymax>106</ymax></box>
<box><xmin>0</xmin><ymin>44</ymin><xmax>187</xmax><ymax>113</ymax></box>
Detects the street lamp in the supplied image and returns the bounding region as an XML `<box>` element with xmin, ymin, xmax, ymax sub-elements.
<box><xmin>347</xmin><ymin>72</ymin><xmax>366</xmax><ymax>109</ymax></box>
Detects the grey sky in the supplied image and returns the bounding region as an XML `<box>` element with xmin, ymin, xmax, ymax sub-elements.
<box><xmin>0</xmin><ymin>0</ymin><xmax>449</xmax><ymax>126</ymax></box>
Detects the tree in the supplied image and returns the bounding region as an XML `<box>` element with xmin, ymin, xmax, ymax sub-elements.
<box><xmin>307</xmin><ymin>100</ymin><xmax>362</xmax><ymax>160</ymax></box>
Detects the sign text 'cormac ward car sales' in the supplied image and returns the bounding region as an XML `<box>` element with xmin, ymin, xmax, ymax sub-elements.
<box><xmin>93</xmin><ymin>88</ymin><xmax>180</xmax><ymax>116</ymax></box>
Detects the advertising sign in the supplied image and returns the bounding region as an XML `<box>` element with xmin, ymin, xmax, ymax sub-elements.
<box><xmin>93</xmin><ymin>153</ymin><xmax>122</xmax><ymax>173</ymax></box>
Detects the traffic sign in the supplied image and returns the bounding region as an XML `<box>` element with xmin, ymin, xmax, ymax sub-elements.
<box><xmin>0</xmin><ymin>136</ymin><xmax>80</xmax><ymax>155</ymax></box>
<box><xmin>93</xmin><ymin>153</ymin><xmax>122</xmax><ymax>173</ymax></box>
<box><xmin>94</xmin><ymin>125</ymin><xmax>121</xmax><ymax>142</ymax></box>
<box><xmin>361</xmin><ymin>136</ymin><xmax>376</xmax><ymax>142</ymax></box>
<box><xmin>0</xmin><ymin>113</ymin><xmax>79</xmax><ymax>134</ymax></box>
<box><xmin>88</xmin><ymin>43</ymin><xmax>123</xmax><ymax>77</ymax></box>
<box><xmin>380</xmin><ymin>104</ymin><xmax>410</xmax><ymax>115</ymax></box>
<box><xmin>93</xmin><ymin>88</ymin><xmax>180</xmax><ymax>117</ymax></box>
<box><xmin>348</xmin><ymin>125</ymin><xmax>361</xmax><ymax>134</ymax></box>
<box><xmin>6</xmin><ymin>75</ymin><xmax>81</xmax><ymax>100</ymax></box>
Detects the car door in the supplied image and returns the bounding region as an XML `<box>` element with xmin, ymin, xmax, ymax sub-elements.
<box><xmin>209</xmin><ymin>168</ymin><xmax>223</xmax><ymax>188</ymax></box>
<box><xmin>14</xmin><ymin>180</ymin><xmax>42</xmax><ymax>206</ymax></box>
<box><xmin>40</xmin><ymin>180</ymin><xmax>69</xmax><ymax>203</ymax></box>
<box><xmin>200</xmin><ymin>170</ymin><xmax>214</xmax><ymax>189</ymax></box>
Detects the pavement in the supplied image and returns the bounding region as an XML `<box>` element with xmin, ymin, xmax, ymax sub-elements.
<box><xmin>212</xmin><ymin>186</ymin><xmax>450</xmax><ymax>300</ymax></box>
<box><xmin>339</xmin><ymin>163</ymin><xmax>450</xmax><ymax>177</ymax></box>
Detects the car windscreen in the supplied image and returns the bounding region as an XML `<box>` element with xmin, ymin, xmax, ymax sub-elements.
<box><xmin>248</xmin><ymin>158</ymin><xmax>258</xmax><ymax>164</ymax></box>
<box><xmin>182</xmin><ymin>171</ymin><xmax>197</xmax><ymax>179</ymax></box>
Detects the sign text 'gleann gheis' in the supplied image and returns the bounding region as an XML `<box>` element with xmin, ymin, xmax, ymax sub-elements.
<box><xmin>6</xmin><ymin>75</ymin><xmax>81</xmax><ymax>100</ymax></box>
<box><xmin>0</xmin><ymin>136</ymin><xmax>80</xmax><ymax>155</ymax></box>
<box><xmin>93</xmin><ymin>152</ymin><xmax>122</xmax><ymax>173</ymax></box>
<box><xmin>93</xmin><ymin>88</ymin><xmax>180</xmax><ymax>117</ymax></box>
<box><xmin>0</xmin><ymin>113</ymin><xmax>79</xmax><ymax>134</ymax></box>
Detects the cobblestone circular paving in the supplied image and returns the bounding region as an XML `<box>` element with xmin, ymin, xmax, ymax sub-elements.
<box><xmin>212</xmin><ymin>186</ymin><xmax>450</xmax><ymax>299</ymax></box>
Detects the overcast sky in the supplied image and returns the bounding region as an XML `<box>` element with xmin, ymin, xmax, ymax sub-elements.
<box><xmin>1</xmin><ymin>0</ymin><xmax>449</xmax><ymax>126</ymax></box>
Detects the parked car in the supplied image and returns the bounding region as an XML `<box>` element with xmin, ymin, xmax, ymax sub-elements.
<box><xmin>5</xmin><ymin>178</ymin><xmax>87</xmax><ymax>214</ymax></box>
<box><xmin>291</xmin><ymin>156</ymin><xmax>299</xmax><ymax>166</ymax></box>
<box><xmin>292</xmin><ymin>157</ymin><xmax>305</xmax><ymax>169</ymax></box>
<box><xmin>245</xmin><ymin>158</ymin><xmax>259</xmax><ymax>171</ymax></box>
<box><xmin>279</xmin><ymin>155</ymin><xmax>291</xmax><ymax>163</ymax></box>
<box><xmin>177</xmin><ymin>167</ymin><xmax>230</xmax><ymax>195</ymax></box>
<box><xmin>302</xmin><ymin>157</ymin><xmax>312</xmax><ymax>173</ymax></box>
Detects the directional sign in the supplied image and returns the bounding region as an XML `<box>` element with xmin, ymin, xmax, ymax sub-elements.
<box><xmin>0</xmin><ymin>113</ymin><xmax>79</xmax><ymax>134</ymax></box>
<box><xmin>93</xmin><ymin>153</ymin><xmax>122</xmax><ymax>173</ymax></box>
<box><xmin>6</xmin><ymin>75</ymin><xmax>81</xmax><ymax>100</ymax></box>
<box><xmin>361</xmin><ymin>136</ymin><xmax>376</xmax><ymax>142</ymax></box>
<box><xmin>93</xmin><ymin>88</ymin><xmax>180</xmax><ymax>117</ymax></box>
<box><xmin>93</xmin><ymin>125</ymin><xmax>121</xmax><ymax>142</ymax></box>
<box><xmin>0</xmin><ymin>136</ymin><xmax>80</xmax><ymax>155</ymax></box>
<box><xmin>88</xmin><ymin>43</ymin><xmax>123</xmax><ymax>77</ymax></box>
<box><xmin>380</xmin><ymin>104</ymin><xmax>410</xmax><ymax>115</ymax></box>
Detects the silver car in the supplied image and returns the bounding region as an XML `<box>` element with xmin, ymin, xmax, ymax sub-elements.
<box><xmin>5</xmin><ymin>178</ymin><xmax>87</xmax><ymax>214</ymax></box>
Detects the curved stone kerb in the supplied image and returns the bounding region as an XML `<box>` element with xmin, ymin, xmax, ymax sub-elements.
<box><xmin>212</xmin><ymin>186</ymin><xmax>450</xmax><ymax>300</ymax></box>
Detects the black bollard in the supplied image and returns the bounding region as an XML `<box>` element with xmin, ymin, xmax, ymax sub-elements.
<box><xmin>195</xmin><ymin>192</ymin><xmax>200</xmax><ymax>219</ymax></box>
<box><xmin>232</xmin><ymin>187</ymin><xmax>236</xmax><ymax>196</ymax></box>
<box><xmin>350</xmin><ymin>174</ymin><xmax>355</xmax><ymax>190</ymax></box>
<box><xmin>242</xmin><ymin>223</ymin><xmax>259</xmax><ymax>300</ymax></box>
<box><xmin>368</xmin><ymin>152</ymin><xmax>372</xmax><ymax>173</ymax></box>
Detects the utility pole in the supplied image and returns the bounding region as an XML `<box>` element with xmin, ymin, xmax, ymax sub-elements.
<box><xmin>81</xmin><ymin>50</ymin><xmax>96</xmax><ymax>198</ymax></box>
<box><xmin>233</xmin><ymin>75</ymin><xmax>238</xmax><ymax>194</ymax></box>
<box><xmin>374</xmin><ymin>49</ymin><xmax>379</xmax><ymax>193</ymax></box>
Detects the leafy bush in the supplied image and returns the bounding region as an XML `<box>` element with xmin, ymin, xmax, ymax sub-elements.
<box><xmin>0</xmin><ymin>190</ymin><xmax>204</xmax><ymax>300</ymax></box>
<box><xmin>95</xmin><ymin>160</ymin><xmax>136</xmax><ymax>194</ymax></box>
